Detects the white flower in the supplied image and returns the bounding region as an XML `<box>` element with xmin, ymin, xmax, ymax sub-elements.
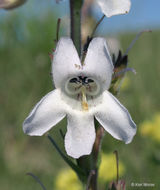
<box><xmin>23</xmin><ymin>37</ymin><xmax>136</xmax><ymax>159</ymax></box>
<box><xmin>96</xmin><ymin>0</ymin><xmax>131</xmax><ymax>17</ymax></box>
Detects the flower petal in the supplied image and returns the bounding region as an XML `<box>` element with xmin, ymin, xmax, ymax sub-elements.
<box><xmin>95</xmin><ymin>91</ymin><xmax>136</xmax><ymax>143</ymax></box>
<box><xmin>23</xmin><ymin>89</ymin><xmax>66</xmax><ymax>136</ymax></box>
<box><xmin>84</xmin><ymin>37</ymin><xmax>114</xmax><ymax>91</ymax></box>
<box><xmin>52</xmin><ymin>37</ymin><xmax>82</xmax><ymax>88</ymax></box>
<box><xmin>97</xmin><ymin>0</ymin><xmax>131</xmax><ymax>17</ymax></box>
<box><xmin>65</xmin><ymin>111</ymin><xmax>96</xmax><ymax>158</ymax></box>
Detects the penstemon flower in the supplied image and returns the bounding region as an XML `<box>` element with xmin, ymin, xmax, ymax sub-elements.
<box><xmin>96</xmin><ymin>0</ymin><xmax>131</xmax><ymax>17</ymax></box>
<box><xmin>23</xmin><ymin>37</ymin><xmax>136</xmax><ymax>158</ymax></box>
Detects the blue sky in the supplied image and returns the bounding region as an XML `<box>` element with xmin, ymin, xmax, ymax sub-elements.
<box><xmin>0</xmin><ymin>0</ymin><xmax>160</xmax><ymax>34</ymax></box>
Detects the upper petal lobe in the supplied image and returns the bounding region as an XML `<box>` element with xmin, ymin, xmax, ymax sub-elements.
<box><xmin>52</xmin><ymin>37</ymin><xmax>82</xmax><ymax>88</ymax></box>
<box><xmin>84</xmin><ymin>37</ymin><xmax>114</xmax><ymax>90</ymax></box>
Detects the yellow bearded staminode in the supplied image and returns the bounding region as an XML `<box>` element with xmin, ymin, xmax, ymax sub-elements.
<box><xmin>54</xmin><ymin>153</ymin><xmax>126</xmax><ymax>190</ymax></box>
<box><xmin>81</xmin><ymin>86</ymin><xmax>89</xmax><ymax>111</ymax></box>
<box><xmin>140</xmin><ymin>113</ymin><xmax>160</xmax><ymax>143</ymax></box>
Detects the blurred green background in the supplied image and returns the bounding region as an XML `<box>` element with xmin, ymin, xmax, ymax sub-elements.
<box><xmin>0</xmin><ymin>1</ymin><xmax>160</xmax><ymax>190</ymax></box>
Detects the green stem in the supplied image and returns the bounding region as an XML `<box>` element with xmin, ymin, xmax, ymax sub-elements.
<box><xmin>70</xmin><ymin>0</ymin><xmax>83</xmax><ymax>56</ymax></box>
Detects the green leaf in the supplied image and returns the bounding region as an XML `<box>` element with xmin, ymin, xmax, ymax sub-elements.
<box><xmin>47</xmin><ymin>134</ymin><xmax>87</xmax><ymax>182</ymax></box>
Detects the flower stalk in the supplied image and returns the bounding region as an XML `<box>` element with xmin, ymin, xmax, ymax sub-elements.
<box><xmin>70</xmin><ymin>2</ymin><xmax>104</xmax><ymax>188</ymax></box>
<box><xmin>69</xmin><ymin>2</ymin><xmax>105</xmax><ymax>188</ymax></box>
<box><xmin>70</xmin><ymin>0</ymin><xmax>83</xmax><ymax>56</ymax></box>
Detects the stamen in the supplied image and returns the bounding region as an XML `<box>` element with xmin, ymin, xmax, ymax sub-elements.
<box><xmin>81</xmin><ymin>86</ymin><xmax>88</xmax><ymax>111</ymax></box>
